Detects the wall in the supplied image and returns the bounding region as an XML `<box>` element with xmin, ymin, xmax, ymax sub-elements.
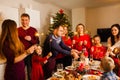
<box><xmin>0</xmin><ymin>0</ymin><xmax>71</xmax><ymax>45</ymax></box>
<box><xmin>0</xmin><ymin>5</ymin><xmax>19</xmax><ymax>34</ymax></box>
<box><xmin>72</xmin><ymin>8</ymin><xmax>86</xmax><ymax>31</ymax></box>
<box><xmin>86</xmin><ymin>4</ymin><xmax>120</xmax><ymax>37</ymax></box>
<box><xmin>71</xmin><ymin>4</ymin><xmax>120</xmax><ymax>37</ymax></box>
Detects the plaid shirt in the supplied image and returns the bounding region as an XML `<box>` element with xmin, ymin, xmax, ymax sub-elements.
<box><xmin>100</xmin><ymin>71</ymin><xmax>118</xmax><ymax>80</ymax></box>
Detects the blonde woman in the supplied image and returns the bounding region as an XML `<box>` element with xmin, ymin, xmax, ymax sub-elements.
<box><xmin>72</xmin><ymin>23</ymin><xmax>91</xmax><ymax>57</ymax></box>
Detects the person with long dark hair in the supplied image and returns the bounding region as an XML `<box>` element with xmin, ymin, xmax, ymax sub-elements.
<box><xmin>107</xmin><ymin>24</ymin><xmax>120</xmax><ymax>77</ymax></box>
<box><xmin>0</xmin><ymin>19</ymin><xmax>36</xmax><ymax>80</ymax></box>
<box><xmin>107</xmin><ymin>24</ymin><xmax>120</xmax><ymax>47</ymax></box>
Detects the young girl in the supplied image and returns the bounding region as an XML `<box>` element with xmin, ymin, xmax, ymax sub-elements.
<box><xmin>90</xmin><ymin>35</ymin><xmax>107</xmax><ymax>60</ymax></box>
<box><xmin>31</xmin><ymin>46</ymin><xmax>52</xmax><ymax>80</ymax></box>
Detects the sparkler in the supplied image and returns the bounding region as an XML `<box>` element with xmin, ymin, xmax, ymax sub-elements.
<box><xmin>35</xmin><ymin>32</ymin><xmax>44</xmax><ymax>45</ymax></box>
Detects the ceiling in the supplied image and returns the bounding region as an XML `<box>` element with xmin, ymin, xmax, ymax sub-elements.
<box><xmin>34</xmin><ymin>0</ymin><xmax>120</xmax><ymax>10</ymax></box>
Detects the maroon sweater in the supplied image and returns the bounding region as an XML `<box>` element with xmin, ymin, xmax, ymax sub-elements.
<box><xmin>3</xmin><ymin>40</ymin><xmax>25</xmax><ymax>80</ymax></box>
<box><xmin>18</xmin><ymin>27</ymin><xmax>39</xmax><ymax>50</ymax></box>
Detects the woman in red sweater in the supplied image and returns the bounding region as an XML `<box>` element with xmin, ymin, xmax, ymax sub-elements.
<box><xmin>72</xmin><ymin>23</ymin><xmax>91</xmax><ymax>57</ymax></box>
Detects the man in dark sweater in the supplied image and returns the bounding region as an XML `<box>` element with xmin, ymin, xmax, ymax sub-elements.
<box><xmin>43</xmin><ymin>24</ymin><xmax>79</xmax><ymax>79</ymax></box>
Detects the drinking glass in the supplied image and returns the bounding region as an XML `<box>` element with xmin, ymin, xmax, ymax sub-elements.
<box><xmin>72</xmin><ymin>59</ymin><xmax>79</xmax><ymax>69</ymax></box>
<box><xmin>90</xmin><ymin>55</ymin><xmax>93</xmax><ymax>62</ymax></box>
<box><xmin>57</xmin><ymin>64</ymin><xmax>63</xmax><ymax>72</ymax></box>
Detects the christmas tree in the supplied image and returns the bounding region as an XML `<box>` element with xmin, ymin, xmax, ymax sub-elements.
<box><xmin>49</xmin><ymin>9</ymin><xmax>73</xmax><ymax>37</ymax></box>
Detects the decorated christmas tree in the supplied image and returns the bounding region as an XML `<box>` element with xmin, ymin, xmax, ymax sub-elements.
<box><xmin>49</xmin><ymin>9</ymin><xmax>73</xmax><ymax>37</ymax></box>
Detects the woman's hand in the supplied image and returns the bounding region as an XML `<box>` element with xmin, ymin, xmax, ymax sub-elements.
<box><xmin>26</xmin><ymin>45</ymin><xmax>37</xmax><ymax>55</ymax></box>
<box><xmin>35</xmin><ymin>46</ymin><xmax>42</xmax><ymax>55</ymax></box>
<box><xmin>79</xmin><ymin>41</ymin><xmax>83</xmax><ymax>46</ymax></box>
<box><xmin>72</xmin><ymin>40</ymin><xmax>76</xmax><ymax>45</ymax></box>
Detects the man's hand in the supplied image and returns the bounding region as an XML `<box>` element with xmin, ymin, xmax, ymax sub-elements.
<box><xmin>24</xmin><ymin>35</ymin><xmax>31</xmax><ymax>41</ymax></box>
<box><xmin>26</xmin><ymin>45</ymin><xmax>37</xmax><ymax>55</ymax></box>
<box><xmin>71</xmin><ymin>49</ymin><xmax>80</xmax><ymax>54</ymax></box>
<box><xmin>71</xmin><ymin>49</ymin><xmax>79</xmax><ymax>60</ymax></box>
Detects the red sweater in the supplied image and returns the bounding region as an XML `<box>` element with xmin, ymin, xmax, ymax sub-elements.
<box><xmin>31</xmin><ymin>55</ymin><xmax>47</xmax><ymax>80</ymax></box>
<box><xmin>62</xmin><ymin>36</ymin><xmax>72</xmax><ymax>48</ymax></box>
<box><xmin>90</xmin><ymin>45</ymin><xmax>106</xmax><ymax>60</ymax></box>
<box><xmin>73</xmin><ymin>34</ymin><xmax>91</xmax><ymax>57</ymax></box>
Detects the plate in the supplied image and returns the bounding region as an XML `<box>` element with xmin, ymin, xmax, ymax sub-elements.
<box><xmin>65</xmin><ymin>66</ymin><xmax>74</xmax><ymax>70</ymax></box>
<box><xmin>53</xmin><ymin>72</ymin><xmax>63</xmax><ymax>78</ymax></box>
<box><xmin>82</xmin><ymin>74</ymin><xmax>100</xmax><ymax>80</ymax></box>
<box><xmin>89</xmin><ymin>69</ymin><xmax>103</xmax><ymax>75</ymax></box>
<box><xmin>47</xmin><ymin>77</ymin><xmax>58</xmax><ymax>80</ymax></box>
<box><xmin>93</xmin><ymin>61</ymin><xmax>100</xmax><ymax>66</ymax></box>
<box><xmin>53</xmin><ymin>71</ymin><xmax>68</xmax><ymax>78</ymax></box>
<box><xmin>90</xmin><ymin>65</ymin><xmax>104</xmax><ymax>73</ymax></box>
<box><xmin>90</xmin><ymin>65</ymin><xmax>100</xmax><ymax>70</ymax></box>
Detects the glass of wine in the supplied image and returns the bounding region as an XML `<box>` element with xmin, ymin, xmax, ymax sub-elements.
<box><xmin>90</xmin><ymin>54</ymin><xmax>93</xmax><ymax>62</ymax></box>
<box><xmin>57</xmin><ymin>64</ymin><xmax>63</xmax><ymax>72</ymax></box>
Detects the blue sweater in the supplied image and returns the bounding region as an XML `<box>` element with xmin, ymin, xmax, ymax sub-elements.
<box><xmin>42</xmin><ymin>34</ymin><xmax>71</xmax><ymax>58</ymax></box>
<box><xmin>100</xmin><ymin>71</ymin><xmax>117</xmax><ymax>80</ymax></box>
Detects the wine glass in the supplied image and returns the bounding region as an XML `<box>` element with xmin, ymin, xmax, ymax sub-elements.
<box><xmin>90</xmin><ymin>54</ymin><xmax>93</xmax><ymax>62</ymax></box>
<box><xmin>57</xmin><ymin>64</ymin><xmax>63</xmax><ymax>72</ymax></box>
<box><xmin>72</xmin><ymin>59</ymin><xmax>79</xmax><ymax>69</ymax></box>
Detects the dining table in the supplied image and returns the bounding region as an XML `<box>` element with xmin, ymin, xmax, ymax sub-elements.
<box><xmin>47</xmin><ymin>59</ymin><xmax>103</xmax><ymax>80</ymax></box>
